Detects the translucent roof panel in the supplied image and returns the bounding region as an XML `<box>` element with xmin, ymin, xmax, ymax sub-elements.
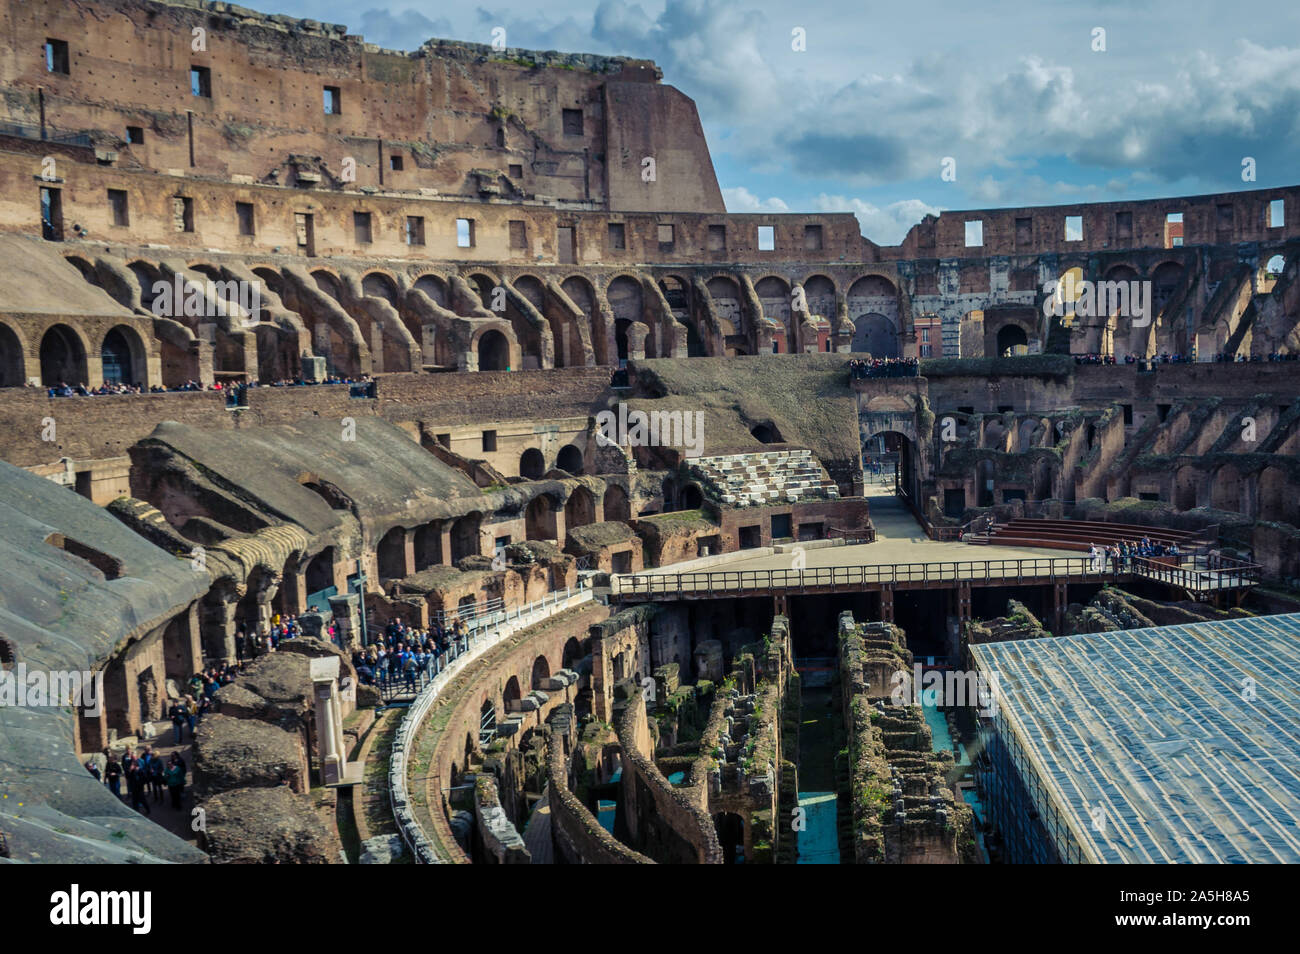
<box><xmin>971</xmin><ymin>613</ymin><xmax>1300</xmax><ymax>864</ymax></box>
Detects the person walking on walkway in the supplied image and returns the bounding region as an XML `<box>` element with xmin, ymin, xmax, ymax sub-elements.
<box><xmin>166</xmin><ymin>753</ymin><xmax>187</xmax><ymax>810</ymax></box>
<box><xmin>104</xmin><ymin>751</ymin><xmax>123</xmax><ymax>799</ymax></box>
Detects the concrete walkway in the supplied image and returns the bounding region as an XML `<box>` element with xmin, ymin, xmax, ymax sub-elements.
<box><xmin>690</xmin><ymin>491</ymin><xmax>1064</xmax><ymax>575</ymax></box>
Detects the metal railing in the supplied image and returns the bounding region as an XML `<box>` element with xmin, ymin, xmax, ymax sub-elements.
<box><xmin>611</xmin><ymin>553</ymin><xmax>1260</xmax><ymax>598</ymax></box>
<box><xmin>0</xmin><ymin>119</ymin><xmax>94</xmax><ymax>148</ymax></box>
<box><xmin>389</xmin><ymin>583</ymin><xmax>595</xmax><ymax>864</ymax></box>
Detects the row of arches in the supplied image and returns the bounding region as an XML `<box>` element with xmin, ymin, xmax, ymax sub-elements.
<box><xmin>0</xmin><ymin>321</ymin><xmax>150</xmax><ymax>389</ymax></box>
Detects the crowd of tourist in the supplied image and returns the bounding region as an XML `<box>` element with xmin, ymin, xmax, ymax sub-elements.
<box><xmin>84</xmin><ymin>661</ymin><xmax>241</xmax><ymax>815</ymax></box>
<box><xmin>848</xmin><ymin>356</ymin><xmax>920</xmax><ymax>379</ymax></box>
<box><xmin>1087</xmin><ymin>536</ymin><xmax>1180</xmax><ymax>572</ymax></box>
<box><xmin>351</xmin><ymin>616</ymin><xmax>471</xmax><ymax>694</ymax></box>
<box><xmin>1214</xmin><ymin>351</ymin><xmax>1300</xmax><ymax>362</ymax></box>
<box><xmin>88</xmin><ymin>748</ymin><xmax>191</xmax><ymax>814</ymax></box>
<box><xmin>44</xmin><ymin>379</ymin><xmax>224</xmax><ymax>397</ymax></box>
<box><xmin>42</xmin><ymin>372</ymin><xmax>375</xmax><ymax>399</ymax></box>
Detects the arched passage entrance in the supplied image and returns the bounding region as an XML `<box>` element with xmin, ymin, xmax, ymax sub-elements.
<box><xmin>603</xmin><ymin>484</ymin><xmax>630</xmax><ymax>522</ymax></box>
<box><xmin>525</xmin><ymin>495</ymin><xmax>558</xmax><ymax>541</ymax></box>
<box><xmin>564</xmin><ymin>486</ymin><xmax>596</xmax><ymax>529</ymax></box>
<box><xmin>0</xmin><ymin>323</ymin><xmax>24</xmax><ymax>387</ymax></box>
<box><xmin>477</xmin><ymin>329</ymin><xmax>510</xmax><ymax>371</ymax></box>
<box><xmin>556</xmin><ymin>444</ymin><xmax>584</xmax><ymax>475</ymax></box>
<box><xmin>519</xmin><ymin>448</ymin><xmax>546</xmax><ymax>480</ymax></box>
<box><xmin>101</xmin><ymin>326</ymin><xmax>144</xmax><ymax>386</ymax></box>
<box><xmin>851</xmin><ymin>314</ymin><xmax>899</xmax><ymax>357</ymax></box>
<box><xmin>996</xmin><ymin>324</ymin><xmax>1028</xmax><ymax>356</ymax></box>
<box><xmin>40</xmin><ymin>324</ymin><xmax>87</xmax><ymax>386</ymax></box>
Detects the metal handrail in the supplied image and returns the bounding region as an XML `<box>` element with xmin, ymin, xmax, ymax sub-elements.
<box><xmin>611</xmin><ymin>553</ymin><xmax>1261</xmax><ymax>597</ymax></box>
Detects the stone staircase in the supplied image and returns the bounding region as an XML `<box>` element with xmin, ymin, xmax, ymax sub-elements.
<box><xmin>689</xmin><ymin>449</ymin><xmax>840</xmax><ymax>508</ymax></box>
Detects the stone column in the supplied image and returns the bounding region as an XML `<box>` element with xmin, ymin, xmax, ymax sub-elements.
<box><xmin>311</xmin><ymin>656</ymin><xmax>348</xmax><ymax>785</ymax></box>
<box><xmin>201</xmin><ymin>584</ymin><xmax>241</xmax><ymax>664</ymax></box>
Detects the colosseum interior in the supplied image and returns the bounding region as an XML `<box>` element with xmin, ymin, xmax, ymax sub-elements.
<box><xmin>1</xmin><ymin>0</ymin><xmax>1298</xmax><ymax>874</ymax></box>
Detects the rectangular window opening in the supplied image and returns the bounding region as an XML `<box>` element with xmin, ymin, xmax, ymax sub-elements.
<box><xmin>108</xmin><ymin>189</ymin><xmax>129</xmax><ymax>227</ymax></box>
<box><xmin>509</xmin><ymin>220</ymin><xmax>527</xmax><ymax>250</ymax></box>
<box><xmin>354</xmin><ymin>211</ymin><xmax>372</xmax><ymax>245</ymax></box>
<box><xmin>174</xmin><ymin>195</ymin><xmax>194</xmax><ymax>233</ymax></box>
<box><xmin>457</xmin><ymin>218</ymin><xmax>475</xmax><ymax>248</ymax></box>
<box><xmin>964</xmin><ymin>220</ymin><xmax>983</xmax><ymax>247</ymax></box>
<box><xmin>236</xmin><ymin>201</ymin><xmax>255</xmax><ymax>236</ymax></box>
<box><xmin>1064</xmin><ymin>215</ymin><xmax>1083</xmax><ymax>242</ymax></box>
<box><xmin>324</xmin><ymin>86</ymin><xmax>341</xmax><ymax>115</ymax></box>
<box><xmin>406</xmin><ymin>215</ymin><xmax>425</xmax><ymax>246</ymax></box>
<box><xmin>45</xmin><ymin>39</ymin><xmax>70</xmax><ymax>75</ymax></box>
<box><xmin>757</xmin><ymin>225</ymin><xmax>775</xmax><ymax>251</ymax></box>
<box><xmin>190</xmin><ymin>66</ymin><xmax>211</xmax><ymax>98</ymax></box>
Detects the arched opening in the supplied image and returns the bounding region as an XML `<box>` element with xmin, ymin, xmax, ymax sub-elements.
<box><xmin>1265</xmin><ymin>254</ymin><xmax>1286</xmax><ymax>276</ymax></box>
<box><xmin>519</xmin><ymin>448</ymin><xmax>546</xmax><ymax>480</ymax></box>
<box><xmin>603</xmin><ymin>485</ymin><xmax>630</xmax><ymax>523</ymax></box>
<box><xmin>556</xmin><ymin>444</ymin><xmax>584</xmax><ymax>475</ymax></box>
<box><xmin>755</xmin><ymin>276</ymin><xmax>793</xmax><ymax>352</ymax></box>
<box><xmin>564</xmin><ymin>486</ymin><xmax>596</xmax><ymax>529</ymax></box>
<box><xmin>377</xmin><ymin>526</ymin><xmax>407</xmax><ymax>580</ymax></box>
<box><xmin>0</xmin><ymin>323</ymin><xmax>25</xmax><ymax>387</ymax></box>
<box><xmin>129</xmin><ymin>262</ymin><xmax>164</xmax><ymax>312</ymax></box>
<box><xmin>312</xmin><ymin>270</ymin><xmax>343</xmax><ymax>302</ymax></box>
<box><xmin>1259</xmin><ymin>466</ymin><xmax>1296</xmax><ymax>525</ymax></box>
<box><xmin>562</xmin><ymin>637</ymin><xmax>584</xmax><ymax>670</ymax></box>
<box><xmin>680</xmin><ymin>483</ymin><xmax>703</xmax><ymax>510</ymax></box>
<box><xmin>707</xmin><ymin>275</ymin><xmax>745</xmax><ymax>352</ymax></box>
<box><xmin>414</xmin><ymin>521</ymin><xmax>443</xmax><ymax>570</ymax></box>
<box><xmin>851</xmin><ymin>314</ymin><xmax>899</xmax><ymax>357</ymax></box>
<box><xmin>413</xmin><ymin>273</ymin><xmax>448</xmax><ymax>308</ymax></box>
<box><xmin>751</xmin><ymin>422</ymin><xmax>781</xmax><ymax>444</ymax></box>
<box><xmin>361</xmin><ymin>272</ymin><xmax>399</xmax><ymax>304</ymax></box>
<box><xmin>607</xmin><ymin>276</ymin><xmax>645</xmax><ymax>356</ymax></box>
<box><xmin>530</xmin><ymin>655</ymin><xmax>551</xmax><ymax>689</ymax></box>
<box><xmin>996</xmin><ymin>324</ymin><xmax>1029</xmax><ymax>357</ymax></box>
<box><xmin>1174</xmin><ymin>467</ymin><xmax>1200</xmax><ymax>512</ymax></box>
<box><xmin>1210</xmin><ymin>464</ymin><xmax>1243</xmax><ymax>513</ymax></box>
<box><xmin>477</xmin><ymin>329</ymin><xmax>510</xmax><ymax>371</ymax></box>
<box><xmin>304</xmin><ymin>548</ymin><xmax>335</xmax><ymax>604</ymax></box>
<box><xmin>1152</xmin><ymin>262</ymin><xmax>1185</xmax><ymax>315</ymax></box>
<box><xmin>503</xmin><ymin>676</ymin><xmax>522</xmax><ymax>713</ymax></box>
<box><xmin>450</xmin><ymin>514</ymin><xmax>482</xmax><ymax>564</ymax></box>
<box><xmin>39</xmin><ymin>324</ymin><xmax>88</xmax><ymax>386</ymax></box>
<box><xmin>525</xmin><ymin>495</ymin><xmax>558</xmax><ymax>541</ymax></box>
<box><xmin>101</xmin><ymin>326</ymin><xmax>143</xmax><ymax>386</ymax></box>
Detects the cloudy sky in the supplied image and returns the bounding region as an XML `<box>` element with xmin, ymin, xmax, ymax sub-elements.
<box><xmin>268</xmin><ymin>0</ymin><xmax>1300</xmax><ymax>244</ymax></box>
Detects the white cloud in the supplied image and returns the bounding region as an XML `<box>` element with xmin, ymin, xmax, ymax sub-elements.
<box><xmin>723</xmin><ymin>187</ymin><xmax>790</xmax><ymax>213</ymax></box>
<box><xmin>810</xmin><ymin>195</ymin><xmax>941</xmax><ymax>245</ymax></box>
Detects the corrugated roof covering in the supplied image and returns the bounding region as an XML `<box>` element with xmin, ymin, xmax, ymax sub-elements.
<box><xmin>972</xmin><ymin>614</ymin><xmax>1300</xmax><ymax>864</ymax></box>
